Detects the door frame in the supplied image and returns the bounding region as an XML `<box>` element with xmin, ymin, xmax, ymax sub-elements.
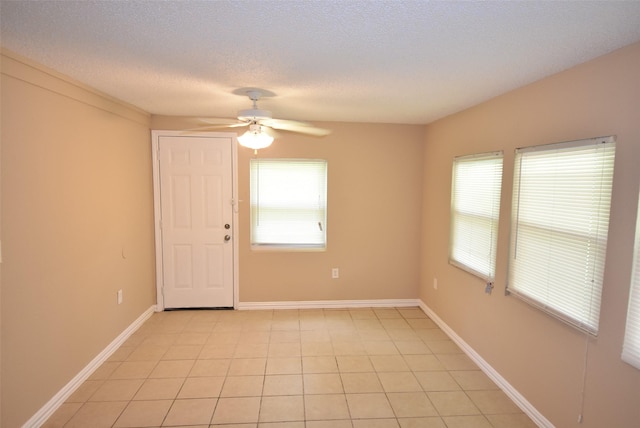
<box><xmin>151</xmin><ymin>130</ymin><xmax>240</xmax><ymax>311</ymax></box>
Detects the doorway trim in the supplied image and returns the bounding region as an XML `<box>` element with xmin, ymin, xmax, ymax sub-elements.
<box><xmin>151</xmin><ymin>130</ymin><xmax>240</xmax><ymax>311</ymax></box>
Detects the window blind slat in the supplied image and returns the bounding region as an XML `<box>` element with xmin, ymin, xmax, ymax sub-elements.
<box><xmin>507</xmin><ymin>136</ymin><xmax>615</xmax><ymax>335</ymax></box>
<box><xmin>449</xmin><ymin>151</ymin><xmax>503</xmax><ymax>280</ymax></box>
<box><xmin>623</xmin><ymin>196</ymin><xmax>640</xmax><ymax>369</ymax></box>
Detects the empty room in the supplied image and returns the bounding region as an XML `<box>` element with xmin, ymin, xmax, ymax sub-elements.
<box><xmin>2</xmin><ymin>1</ymin><xmax>640</xmax><ymax>427</ymax></box>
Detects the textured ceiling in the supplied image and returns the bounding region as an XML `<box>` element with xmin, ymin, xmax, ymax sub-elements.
<box><xmin>2</xmin><ymin>0</ymin><xmax>640</xmax><ymax>125</ymax></box>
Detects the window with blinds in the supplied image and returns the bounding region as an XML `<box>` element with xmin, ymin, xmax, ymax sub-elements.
<box><xmin>250</xmin><ymin>159</ymin><xmax>327</xmax><ymax>249</ymax></box>
<box><xmin>507</xmin><ymin>136</ymin><xmax>616</xmax><ymax>335</ymax></box>
<box><xmin>449</xmin><ymin>151</ymin><xmax>503</xmax><ymax>281</ymax></box>
<box><xmin>622</xmin><ymin>196</ymin><xmax>640</xmax><ymax>369</ymax></box>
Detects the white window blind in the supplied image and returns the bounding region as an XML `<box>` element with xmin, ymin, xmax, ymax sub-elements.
<box><xmin>507</xmin><ymin>136</ymin><xmax>616</xmax><ymax>335</ymax></box>
<box><xmin>250</xmin><ymin>159</ymin><xmax>327</xmax><ymax>249</ymax></box>
<box><xmin>622</xmin><ymin>196</ymin><xmax>640</xmax><ymax>369</ymax></box>
<box><xmin>449</xmin><ymin>151</ymin><xmax>503</xmax><ymax>281</ymax></box>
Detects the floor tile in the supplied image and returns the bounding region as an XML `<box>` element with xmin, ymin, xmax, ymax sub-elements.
<box><xmin>266</xmin><ymin>357</ymin><xmax>302</xmax><ymax>374</ymax></box>
<box><xmin>270</xmin><ymin>330</ymin><xmax>301</xmax><ymax>343</ymax></box>
<box><xmin>189</xmin><ymin>358</ymin><xmax>230</xmax><ymax>377</ymax></box>
<box><xmin>427</xmin><ymin>391</ymin><xmax>480</xmax><ymax>416</ymax></box>
<box><xmin>263</xmin><ymin>374</ymin><xmax>304</xmax><ymax>395</ymax></box>
<box><xmin>113</xmin><ymin>399</ymin><xmax>172</xmax><ymax>427</ymax></box>
<box><xmin>41</xmin><ymin>402</ymin><xmax>82</xmax><ymax>428</ymax></box>
<box><xmin>199</xmin><ymin>343</ymin><xmax>235</xmax><ymax>359</ymax></box>
<box><xmin>394</xmin><ymin>340</ymin><xmax>431</xmax><ymax>355</ymax></box>
<box><xmin>302</xmin><ymin>356</ymin><xmax>338</xmax><ymax>373</ymax></box>
<box><xmin>228</xmin><ymin>357</ymin><xmax>267</xmax><ymax>375</ymax></box>
<box><xmin>88</xmin><ymin>362</ymin><xmax>121</xmax><ymax>380</ymax></box>
<box><xmin>149</xmin><ymin>359</ymin><xmax>194</xmax><ymax>378</ymax></box>
<box><xmin>66</xmin><ymin>380</ymin><xmax>103</xmax><ymax>402</ymax></box>
<box><xmin>423</xmin><ymin>340</ymin><xmax>463</xmax><ymax>354</ymax></box>
<box><xmin>353</xmin><ymin>419</ymin><xmax>399</xmax><ymax>428</ymax></box>
<box><xmin>89</xmin><ymin>379</ymin><xmax>144</xmax><ymax>402</ymax></box>
<box><xmin>304</xmin><ymin>394</ymin><xmax>351</xmax><ymax>420</ymax></box>
<box><xmin>133</xmin><ymin>378</ymin><xmax>184</xmax><ymax>400</ymax></box>
<box><xmin>301</xmin><ymin>341</ymin><xmax>334</xmax><ymax>356</ymax></box>
<box><xmin>64</xmin><ymin>401</ymin><xmax>128</xmax><ymax>428</ymax></box>
<box><xmin>485</xmin><ymin>413</ymin><xmax>538</xmax><ymax>428</ymax></box>
<box><xmin>269</xmin><ymin>342</ymin><xmax>301</xmax><ymax>357</ymax></box>
<box><xmin>261</xmin><ymin>422</ymin><xmax>305</xmax><ymax>428</ymax></box>
<box><xmin>436</xmin><ymin>354</ymin><xmax>478</xmax><ymax>371</ymax></box>
<box><xmin>363</xmin><ymin>341</ymin><xmax>400</xmax><ymax>355</ymax></box>
<box><xmin>235</xmin><ymin>342</ymin><xmax>269</xmax><ymax>358</ymax></box>
<box><xmin>346</xmin><ymin>393</ymin><xmax>395</xmax><ymax>419</ymax></box>
<box><xmin>177</xmin><ymin>376</ymin><xmax>224</xmax><ymax>398</ymax></box>
<box><xmin>441</xmin><ymin>415</ymin><xmax>492</xmax><ymax>428</ymax></box>
<box><xmin>162</xmin><ymin>344</ymin><xmax>202</xmax><ymax>360</ymax></box>
<box><xmin>387</xmin><ymin>392</ymin><xmax>438</xmax><ymax>417</ymax></box>
<box><xmin>397</xmin><ymin>417</ymin><xmax>447</xmax><ymax>428</ymax></box>
<box><xmin>466</xmin><ymin>390</ymin><xmax>522</xmax><ymax>414</ymax></box>
<box><xmin>220</xmin><ymin>375</ymin><xmax>264</xmax><ymax>397</ymax></box>
<box><xmin>331</xmin><ymin>340</ymin><xmax>366</xmax><ymax>355</ymax></box>
<box><xmin>414</xmin><ymin>371</ymin><xmax>461</xmax><ymax>391</ymax></box>
<box><xmin>306</xmin><ymin>421</ymin><xmax>351</xmax><ymax>428</ymax></box>
<box><xmin>303</xmin><ymin>373</ymin><xmax>344</xmax><ymax>394</ymax></box>
<box><xmin>163</xmin><ymin>398</ymin><xmax>217</xmax><ymax>426</ymax></box>
<box><xmin>211</xmin><ymin>397</ymin><xmax>261</xmax><ymax>424</ymax></box>
<box><xmin>259</xmin><ymin>395</ymin><xmax>305</xmax><ymax>422</ymax></box>
<box><xmin>403</xmin><ymin>355</ymin><xmax>445</xmax><ymax>371</ymax></box>
<box><xmin>126</xmin><ymin>344</ymin><xmax>168</xmax><ymax>361</ymax></box>
<box><xmin>341</xmin><ymin>372</ymin><xmax>383</xmax><ymax>393</ymax></box>
<box><xmin>336</xmin><ymin>355</ymin><xmax>374</xmax><ymax>372</ymax></box>
<box><xmin>370</xmin><ymin>355</ymin><xmax>410</xmax><ymax>372</ymax></box>
<box><xmin>450</xmin><ymin>371</ymin><xmax>498</xmax><ymax>391</ymax></box>
<box><xmin>109</xmin><ymin>361</ymin><xmax>157</xmax><ymax>379</ymax></box>
<box><xmin>378</xmin><ymin>371</ymin><xmax>422</xmax><ymax>392</ymax></box>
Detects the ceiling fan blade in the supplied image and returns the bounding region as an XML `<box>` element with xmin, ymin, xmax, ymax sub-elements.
<box><xmin>262</xmin><ymin>119</ymin><xmax>331</xmax><ymax>137</ymax></box>
<box><xmin>182</xmin><ymin>122</ymin><xmax>250</xmax><ymax>133</ymax></box>
<box><xmin>198</xmin><ymin>117</ymin><xmax>246</xmax><ymax>126</ymax></box>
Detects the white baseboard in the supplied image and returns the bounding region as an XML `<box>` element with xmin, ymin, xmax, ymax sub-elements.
<box><xmin>418</xmin><ymin>300</ymin><xmax>553</xmax><ymax>428</ymax></box>
<box><xmin>237</xmin><ymin>298</ymin><xmax>421</xmax><ymax>310</ymax></box>
<box><xmin>23</xmin><ymin>305</ymin><xmax>156</xmax><ymax>428</ymax></box>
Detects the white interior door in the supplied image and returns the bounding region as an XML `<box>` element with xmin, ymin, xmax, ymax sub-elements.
<box><xmin>156</xmin><ymin>134</ymin><xmax>235</xmax><ymax>308</ymax></box>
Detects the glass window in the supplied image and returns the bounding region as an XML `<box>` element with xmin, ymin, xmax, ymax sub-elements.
<box><xmin>449</xmin><ymin>151</ymin><xmax>503</xmax><ymax>281</ymax></box>
<box><xmin>507</xmin><ymin>136</ymin><xmax>615</xmax><ymax>335</ymax></box>
<box><xmin>250</xmin><ymin>159</ymin><xmax>327</xmax><ymax>250</ymax></box>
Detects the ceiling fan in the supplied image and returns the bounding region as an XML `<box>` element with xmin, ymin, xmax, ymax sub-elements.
<box><xmin>197</xmin><ymin>88</ymin><xmax>331</xmax><ymax>151</ymax></box>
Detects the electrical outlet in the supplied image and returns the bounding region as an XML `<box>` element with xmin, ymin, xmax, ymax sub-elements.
<box><xmin>117</xmin><ymin>289</ymin><xmax>123</xmax><ymax>305</ymax></box>
<box><xmin>433</xmin><ymin>277</ymin><xmax>438</xmax><ymax>290</ymax></box>
<box><xmin>332</xmin><ymin>268</ymin><xmax>339</xmax><ymax>279</ymax></box>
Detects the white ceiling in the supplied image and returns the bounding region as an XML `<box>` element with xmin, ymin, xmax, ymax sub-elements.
<box><xmin>2</xmin><ymin>0</ymin><xmax>640</xmax><ymax>125</ymax></box>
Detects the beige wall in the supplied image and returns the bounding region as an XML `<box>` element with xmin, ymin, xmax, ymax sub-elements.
<box><xmin>420</xmin><ymin>42</ymin><xmax>640</xmax><ymax>427</ymax></box>
<box><xmin>0</xmin><ymin>51</ymin><xmax>156</xmax><ymax>427</ymax></box>
<box><xmin>151</xmin><ymin>117</ymin><xmax>425</xmax><ymax>303</ymax></box>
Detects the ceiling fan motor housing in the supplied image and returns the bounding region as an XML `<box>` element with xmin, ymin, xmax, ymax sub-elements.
<box><xmin>238</xmin><ymin>108</ymin><xmax>272</xmax><ymax>122</ymax></box>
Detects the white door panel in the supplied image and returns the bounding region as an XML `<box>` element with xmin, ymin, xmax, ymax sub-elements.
<box><xmin>157</xmin><ymin>134</ymin><xmax>234</xmax><ymax>308</ymax></box>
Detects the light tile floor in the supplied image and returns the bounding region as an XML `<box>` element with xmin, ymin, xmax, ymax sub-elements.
<box><xmin>43</xmin><ymin>307</ymin><xmax>537</xmax><ymax>427</ymax></box>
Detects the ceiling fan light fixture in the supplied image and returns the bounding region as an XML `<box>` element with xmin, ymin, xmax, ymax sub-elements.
<box><xmin>237</xmin><ymin>123</ymin><xmax>274</xmax><ymax>150</ymax></box>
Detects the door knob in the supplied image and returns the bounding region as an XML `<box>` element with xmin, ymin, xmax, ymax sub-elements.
<box><xmin>224</xmin><ymin>235</ymin><xmax>231</xmax><ymax>242</ymax></box>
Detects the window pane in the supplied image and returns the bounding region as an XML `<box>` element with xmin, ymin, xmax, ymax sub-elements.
<box><xmin>449</xmin><ymin>152</ymin><xmax>503</xmax><ymax>280</ymax></box>
<box><xmin>507</xmin><ymin>137</ymin><xmax>615</xmax><ymax>334</ymax></box>
<box><xmin>250</xmin><ymin>159</ymin><xmax>327</xmax><ymax>248</ymax></box>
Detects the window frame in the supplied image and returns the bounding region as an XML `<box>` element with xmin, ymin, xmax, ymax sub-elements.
<box><xmin>249</xmin><ymin>158</ymin><xmax>328</xmax><ymax>251</ymax></box>
<box><xmin>449</xmin><ymin>151</ymin><xmax>504</xmax><ymax>282</ymax></box>
<box><xmin>506</xmin><ymin>136</ymin><xmax>616</xmax><ymax>335</ymax></box>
